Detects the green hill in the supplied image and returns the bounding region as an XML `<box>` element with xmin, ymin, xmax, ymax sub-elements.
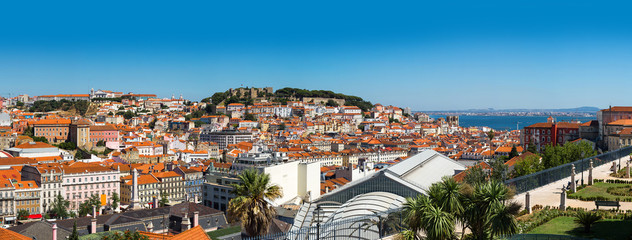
<box><xmin>203</xmin><ymin>87</ymin><xmax>374</xmax><ymax>112</ymax></box>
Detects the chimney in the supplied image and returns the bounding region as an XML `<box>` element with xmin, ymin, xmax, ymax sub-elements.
<box><xmin>181</xmin><ymin>213</ymin><xmax>191</xmax><ymax>231</ymax></box>
<box><xmin>90</xmin><ymin>218</ymin><xmax>97</xmax><ymax>233</ymax></box>
<box><xmin>153</xmin><ymin>196</ymin><xmax>158</xmax><ymax>208</ymax></box>
<box><xmin>193</xmin><ymin>211</ymin><xmax>199</xmax><ymax>228</ymax></box>
<box><xmin>52</xmin><ymin>223</ymin><xmax>58</xmax><ymax>240</ymax></box>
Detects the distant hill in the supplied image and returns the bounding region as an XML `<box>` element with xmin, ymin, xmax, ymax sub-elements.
<box><xmin>203</xmin><ymin>87</ymin><xmax>374</xmax><ymax>111</ymax></box>
<box><xmin>426</xmin><ymin>106</ymin><xmax>599</xmax><ymax>113</ymax></box>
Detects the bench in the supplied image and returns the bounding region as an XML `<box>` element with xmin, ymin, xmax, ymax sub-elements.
<box><xmin>595</xmin><ymin>200</ymin><xmax>620</xmax><ymax>210</ymax></box>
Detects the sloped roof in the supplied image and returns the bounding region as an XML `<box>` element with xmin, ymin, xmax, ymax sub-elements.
<box><xmin>0</xmin><ymin>227</ymin><xmax>32</xmax><ymax>240</ymax></box>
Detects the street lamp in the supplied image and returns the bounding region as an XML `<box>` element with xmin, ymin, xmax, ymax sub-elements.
<box><xmin>315</xmin><ymin>205</ymin><xmax>321</xmax><ymax>240</ymax></box>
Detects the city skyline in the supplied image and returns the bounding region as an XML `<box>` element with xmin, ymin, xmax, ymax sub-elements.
<box><xmin>2</xmin><ymin>1</ymin><xmax>632</xmax><ymax>110</ymax></box>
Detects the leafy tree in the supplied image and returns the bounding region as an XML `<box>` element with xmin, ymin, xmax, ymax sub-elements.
<box><xmin>540</xmin><ymin>141</ymin><xmax>596</xmax><ymax>169</ymax></box>
<box><xmin>244</xmin><ymin>113</ymin><xmax>256</xmax><ymax>121</ymax></box>
<box><xmin>48</xmin><ymin>194</ymin><xmax>70</xmax><ymax>219</ymax></box>
<box><xmin>101</xmin><ymin>230</ymin><xmax>149</xmax><ymax>240</ymax></box>
<box><xmin>23</xmin><ymin>126</ymin><xmax>34</xmax><ymax>137</ymax></box>
<box><xmin>159</xmin><ymin>191</ymin><xmax>169</xmax><ymax>207</ymax></box>
<box><xmin>16</xmin><ymin>101</ymin><xmax>24</xmax><ymax>107</ymax></box>
<box><xmin>487</xmin><ymin>130</ymin><xmax>495</xmax><ymax>141</ymax></box>
<box><xmin>463</xmin><ymin>165</ymin><xmax>487</xmax><ymax>186</ymax></box>
<box><xmin>75</xmin><ymin>150</ymin><xmax>84</xmax><ymax>159</ymax></box>
<box><xmin>17</xmin><ymin>209</ymin><xmax>30</xmax><ymax>220</ymax></box>
<box><xmin>575</xmin><ymin>211</ymin><xmax>601</xmax><ymax>233</ymax></box>
<box><xmin>490</xmin><ymin>158</ymin><xmax>508</xmax><ymax>182</ymax></box>
<box><xmin>32</xmin><ymin>136</ymin><xmax>49</xmax><ymax>143</ymax></box>
<box><xmin>204</xmin><ymin>104</ymin><xmax>215</xmax><ymax>114</ymax></box>
<box><xmin>123</xmin><ymin>111</ymin><xmax>135</xmax><ymax>119</ymax></box>
<box><xmin>211</xmin><ymin>92</ymin><xmax>227</xmax><ymax>105</ymax></box>
<box><xmin>279</xmin><ymin>122</ymin><xmax>286</xmax><ymax>130</ymax></box>
<box><xmin>325</xmin><ymin>99</ymin><xmax>339</xmax><ymax>107</ymax></box>
<box><xmin>228</xmin><ymin>169</ymin><xmax>283</xmax><ymax>237</ymax></box>
<box><xmin>148</xmin><ymin>118</ymin><xmax>157</xmax><ymax>129</ymax></box>
<box><xmin>508</xmin><ymin>145</ymin><xmax>519</xmax><ymax>159</ymax></box>
<box><xmin>58</xmin><ymin>141</ymin><xmax>77</xmax><ymax>150</ymax></box>
<box><xmin>201</xmin><ymin>97</ymin><xmax>211</xmax><ymax>103</ymax></box>
<box><xmin>78</xmin><ymin>194</ymin><xmax>101</xmax><ymax>217</ymax></box>
<box><xmin>69</xmin><ymin>221</ymin><xmax>79</xmax><ymax>240</ymax></box>
<box><xmin>526</xmin><ymin>139</ymin><xmax>537</xmax><ymax>153</ymax></box>
<box><xmin>111</xmin><ymin>192</ymin><xmax>120</xmax><ymax>210</ymax></box>
<box><xmin>512</xmin><ymin>154</ymin><xmax>542</xmax><ymax>178</ymax></box>
<box><xmin>96</xmin><ymin>140</ymin><xmax>106</xmax><ymax>147</ymax></box>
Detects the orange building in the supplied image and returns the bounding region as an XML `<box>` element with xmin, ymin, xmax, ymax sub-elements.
<box><xmin>32</xmin><ymin>118</ymin><xmax>71</xmax><ymax>144</ymax></box>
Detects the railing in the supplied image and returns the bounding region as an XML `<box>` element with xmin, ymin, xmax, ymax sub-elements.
<box><xmin>499</xmin><ymin>234</ymin><xmax>597</xmax><ymax>240</ymax></box>
<box><xmin>505</xmin><ymin>146</ymin><xmax>632</xmax><ymax>195</ymax></box>
<box><xmin>244</xmin><ymin>208</ymin><xmax>404</xmax><ymax>240</ymax></box>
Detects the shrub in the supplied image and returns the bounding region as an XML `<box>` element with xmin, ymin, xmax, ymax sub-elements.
<box><xmin>575</xmin><ymin>211</ymin><xmax>602</xmax><ymax>233</ymax></box>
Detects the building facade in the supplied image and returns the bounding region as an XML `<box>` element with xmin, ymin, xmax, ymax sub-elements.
<box><xmin>14</xmin><ymin>181</ymin><xmax>41</xmax><ymax>215</ymax></box>
<box><xmin>199</xmin><ymin>129</ymin><xmax>253</xmax><ymax>149</ymax></box>
<box><xmin>32</xmin><ymin>119</ymin><xmax>71</xmax><ymax>144</ymax></box>
<box><xmin>20</xmin><ymin>165</ymin><xmax>64</xmax><ymax>212</ymax></box>
<box><xmin>61</xmin><ymin>164</ymin><xmax>120</xmax><ymax>211</ymax></box>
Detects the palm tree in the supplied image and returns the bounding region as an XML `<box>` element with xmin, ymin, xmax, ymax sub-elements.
<box><xmin>461</xmin><ymin>181</ymin><xmax>520</xmax><ymax>240</ymax></box>
<box><xmin>404</xmin><ymin>180</ymin><xmax>520</xmax><ymax>240</ymax></box>
<box><xmin>575</xmin><ymin>211</ymin><xmax>601</xmax><ymax>233</ymax></box>
<box><xmin>227</xmin><ymin>168</ymin><xmax>283</xmax><ymax>237</ymax></box>
<box><xmin>395</xmin><ymin>230</ymin><xmax>418</xmax><ymax>240</ymax></box>
<box><xmin>422</xmin><ymin>203</ymin><xmax>455</xmax><ymax>240</ymax></box>
<box><xmin>403</xmin><ymin>194</ymin><xmax>454</xmax><ymax>240</ymax></box>
<box><xmin>403</xmin><ymin>195</ymin><xmax>431</xmax><ymax>235</ymax></box>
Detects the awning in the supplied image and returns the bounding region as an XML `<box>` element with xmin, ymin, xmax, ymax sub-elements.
<box><xmin>5</xmin><ymin>217</ymin><xmax>15</xmax><ymax>221</ymax></box>
<box><xmin>27</xmin><ymin>214</ymin><xmax>42</xmax><ymax>219</ymax></box>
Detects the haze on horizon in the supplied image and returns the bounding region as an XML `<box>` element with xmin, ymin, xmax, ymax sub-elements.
<box><xmin>1</xmin><ymin>1</ymin><xmax>631</xmax><ymax>111</ymax></box>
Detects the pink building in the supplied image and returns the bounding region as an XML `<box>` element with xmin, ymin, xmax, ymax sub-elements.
<box><xmin>89</xmin><ymin>125</ymin><xmax>119</xmax><ymax>144</ymax></box>
<box><xmin>61</xmin><ymin>162</ymin><xmax>120</xmax><ymax>211</ymax></box>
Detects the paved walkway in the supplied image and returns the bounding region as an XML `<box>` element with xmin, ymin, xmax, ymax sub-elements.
<box><xmin>512</xmin><ymin>157</ymin><xmax>632</xmax><ymax>211</ymax></box>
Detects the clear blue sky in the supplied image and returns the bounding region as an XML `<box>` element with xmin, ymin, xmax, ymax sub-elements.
<box><xmin>1</xmin><ymin>1</ymin><xmax>631</xmax><ymax>111</ymax></box>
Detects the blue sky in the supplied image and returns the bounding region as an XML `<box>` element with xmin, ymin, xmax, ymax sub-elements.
<box><xmin>1</xmin><ymin>1</ymin><xmax>631</xmax><ymax>110</ymax></box>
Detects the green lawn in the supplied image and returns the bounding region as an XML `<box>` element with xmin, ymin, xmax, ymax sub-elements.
<box><xmin>528</xmin><ymin>216</ymin><xmax>632</xmax><ymax>240</ymax></box>
<box><xmin>568</xmin><ymin>182</ymin><xmax>632</xmax><ymax>201</ymax></box>
<box><xmin>207</xmin><ymin>225</ymin><xmax>241</xmax><ymax>240</ymax></box>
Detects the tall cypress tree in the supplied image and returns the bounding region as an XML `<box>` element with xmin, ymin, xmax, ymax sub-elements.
<box><xmin>69</xmin><ymin>221</ymin><xmax>79</xmax><ymax>240</ymax></box>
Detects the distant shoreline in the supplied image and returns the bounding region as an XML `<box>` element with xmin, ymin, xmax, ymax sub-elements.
<box><xmin>428</xmin><ymin>115</ymin><xmax>596</xmax><ymax>131</ymax></box>
<box><xmin>420</xmin><ymin>112</ymin><xmax>595</xmax><ymax>117</ymax></box>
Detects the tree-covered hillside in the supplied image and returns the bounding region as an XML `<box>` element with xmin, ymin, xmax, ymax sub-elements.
<box><xmin>203</xmin><ymin>87</ymin><xmax>374</xmax><ymax>111</ymax></box>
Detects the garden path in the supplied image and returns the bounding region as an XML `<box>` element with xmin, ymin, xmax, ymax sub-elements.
<box><xmin>512</xmin><ymin>156</ymin><xmax>632</xmax><ymax>211</ymax></box>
